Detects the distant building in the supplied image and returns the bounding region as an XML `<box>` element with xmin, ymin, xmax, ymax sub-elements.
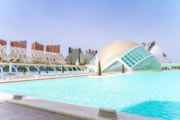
<box><xmin>45</xmin><ymin>45</ymin><xmax>66</xmax><ymax>64</ymax></box>
<box><xmin>65</xmin><ymin>47</ymin><xmax>82</xmax><ymax>64</ymax></box>
<box><xmin>31</xmin><ymin>42</ymin><xmax>45</xmax><ymax>63</ymax></box>
<box><xmin>31</xmin><ymin>42</ymin><xmax>65</xmax><ymax>64</ymax></box>
<box><xmin>0</xmin><ymin>39</ymin><xmax>7</xmax><ymax>46</ymax></box>
<box><xmin>0</xmin><ymin>39</ymin><xmax>66</xmax><ymax>64</ymax></box>
<box><xmin>83</xmin><ymin>49</ymin><xmax>97</xmax><ymax>63</ymax></box>
<box><xmin>10</xmin><ymin>40</ymin><xmax>27</xmax><ymax>62</ymax></box>
<box><xmin>45</xmin><ymin>45</ymin><xmax>60</xmax><ymax>53</ymax></box>
<box><xmin>65</xmin><ymin>47</ymin><xmax>97</xmax><ymax>65</ymax></box>
<box><xmin>142</xmin><ymin>41</ymin><xmax>169</xmax><ymax>63</ymax></box>
<box><xmin>0</xmin><ymin>39</ymin><xmax>7</xmax><ymax>61</ymax></box>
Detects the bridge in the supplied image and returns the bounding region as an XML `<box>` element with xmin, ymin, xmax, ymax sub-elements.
<box><xmin>0</xmin><ymin>62</ymin><xmax>85</xmax><ymax>73</ymax></box>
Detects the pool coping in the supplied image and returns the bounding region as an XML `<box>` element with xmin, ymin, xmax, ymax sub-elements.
<box><xmin>0</xmin><ymin>73</ymin><xmax>93</xmax><ymax>84</ymax></box>
<box><xmin>0</xmin><ymin>92</ymin><xmax>159</xmax><ymax>120</ymax></box>
<box><xmin>0</xmin><ymin>72</ymin><xmax>126</xmax><ymax>84</ymax></box>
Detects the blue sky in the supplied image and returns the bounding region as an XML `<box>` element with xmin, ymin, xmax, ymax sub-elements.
<box><xmin>0</xmin><ymin>0</ymin><xmax>180</xmax><ymax>62</ymax></box>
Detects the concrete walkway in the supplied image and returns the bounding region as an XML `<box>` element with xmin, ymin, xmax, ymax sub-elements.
<box><xmin>3</xmin><ymin>95</ymin><xmax>159</xmax><ymax>120</ymax></box>
<box><xmin>0</xmin><ymin>102</ymin><xmax>79</xmax><ymax>120</ymax></box>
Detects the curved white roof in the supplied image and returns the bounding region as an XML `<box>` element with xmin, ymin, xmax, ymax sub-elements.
<box><xmin>98</xmin><ymin>40</ymin><xmax>139</xmax><ymax>67</ymax></box>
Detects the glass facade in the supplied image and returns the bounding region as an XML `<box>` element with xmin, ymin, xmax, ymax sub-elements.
<box><xmin>132</xmin><ymin>56</ymin><xmax>161</xmax><ymax>71</ymax></box>
<box><xmin>104</xmin><ymin>61</ymin><xmax>126</xmax><ymax>72</ymax></box>
<box><xmin>121</xmin><ymin>46</ymin><xmax>161</xmax><ymax>71</ymax></box>
<box><xmin>121</xmin><ymin>46</ymin><xmax>151</xmax><ymax>67</ymax></box>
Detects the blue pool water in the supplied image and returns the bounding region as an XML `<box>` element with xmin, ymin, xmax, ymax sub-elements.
<box><xmin>0</xmin><ymin>70</ymin><xmax>180</xmax><ymax>120</ymax></box>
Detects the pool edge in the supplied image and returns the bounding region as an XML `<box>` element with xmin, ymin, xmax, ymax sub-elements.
<box><xmin>4</xmin><ymin>95</ymin><xmax>159</xmax><ymax>120</ymax></box>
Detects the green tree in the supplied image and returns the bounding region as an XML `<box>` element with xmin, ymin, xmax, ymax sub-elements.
<box><xmin>16</xmin><ymin>59</ymin><xmax>20</xmax><ymax>63</ymax></box>
<box><xmin>71</xmin><ymin>62</ymin><xmax>75</xmax><ymax>65</ymax></box>
<box><xmin>46</xmin><ymin>66</ymin><xmax>48</xmax><ymax>74</ymax></box>
<box><xmin>122</xmin><ymin>64</ymin><xmax>125</xmax><ymax>73</ymax></box>
<box><xmin>98</xmin><ymin>61</ymin><xmax>101</xmax><ymax>76</ymax></box>
<box><xmin>62</xmin><ymin>65</ymin><xmax>65</xmax><ymax>73</ymax></box>
<box><xmin>80</xmin><ymin>62</ymin><xmax>85</xmax><ymax>65</ymax></box>
<box><xmin>0</xmin><ymin>57</ymin><xmax>2</xmax><ymax>61</ymax></box>
<box><xmin>23</xmin><ymin>66</ymin><xmax>26</xmax><ymax>75</ymax></box>
<box><xmin>10</xmin><ymin>58</ymin><xmax>14</xmax><ymax>62</ymax></box>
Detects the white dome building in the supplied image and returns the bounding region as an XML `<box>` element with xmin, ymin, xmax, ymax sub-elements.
<box><xmin>143</xmin><ymin>41</ymin><xmax>169</xmax><ymax>63</ymax></box>
<box><xmin>87</xmin><ymin>40</ymin><xmax>161</xmax><ymax>73</ymax></box>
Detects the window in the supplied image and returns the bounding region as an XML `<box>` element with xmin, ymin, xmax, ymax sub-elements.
<box><xmin>121</xmin><ymin>46</ymin><xmax>151</xmax><ymax>68</ymax></box>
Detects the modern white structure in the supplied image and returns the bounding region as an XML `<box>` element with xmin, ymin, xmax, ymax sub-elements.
<box><xmin>0</xmin><ymin>44</ymin><xmax>8</xmax><ymax>61</ymax></box>
<box><xmin>44</xmin><ymin>51</ymin><xmax>66</xmax><ymax>64</ymax></box>
<box><xmin>142</xmin><ymin>41</ymin><xmax>169</xmax><ymax>63</ymax></box>
<box><xmin>31</xmin><ymin>42</ymin><xmax>66</xmax><ymax>64</ymax></box>
<box><xmin>10</xmin><ymin>47</ymin><xmax>27</xmax><ymax>62</ymax></box>
<box><xmin>31</xmin><ymin>49</ymin><xmax>45</xmax><ymax>63</ymax></box>
<box><xmin>87</xmin><ymin>40</ymin><xmax>161</xmax><ymax>73</ymax></box>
